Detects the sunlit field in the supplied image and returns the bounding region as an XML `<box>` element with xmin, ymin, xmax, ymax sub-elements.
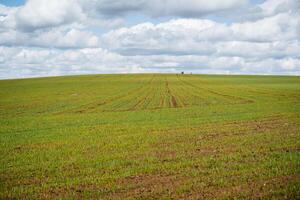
<box><xmin>0</xmin><ymin>74</ymin><xmax>299</xmax><ymax>199</ymax></box>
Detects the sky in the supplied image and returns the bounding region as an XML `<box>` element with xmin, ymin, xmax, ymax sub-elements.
<box><xmin>0</xmin><ymin>0</ymin><xmax>299</xmax><ymax>79</ymax></box>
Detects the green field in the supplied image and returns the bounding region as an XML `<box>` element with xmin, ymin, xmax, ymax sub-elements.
<box><xmin>0</xmin><ymin>74</ymin><xmax>299</xmax><ymax>199</ymax></box>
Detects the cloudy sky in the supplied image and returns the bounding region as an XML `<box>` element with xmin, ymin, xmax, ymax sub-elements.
<box><xmin>0</xmin><ymin>0</ymin><xmax>299</xmax><ymax>79</ymax></box>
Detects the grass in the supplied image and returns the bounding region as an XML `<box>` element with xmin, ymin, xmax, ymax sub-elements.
<box><xmin>0</xmin><ymin>73</ymin><xmax>299</xmax><ymax>199</ymax></box>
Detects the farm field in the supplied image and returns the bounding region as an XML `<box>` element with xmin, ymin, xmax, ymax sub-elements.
<box><xmin>0</xmin><ymin>74</ymin><xmax>300</xmax><ymax>199</ymax></box>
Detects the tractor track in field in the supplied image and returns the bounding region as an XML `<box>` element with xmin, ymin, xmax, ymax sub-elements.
<box><xmin>159</xmin><ymin>79</ymin><xmax>165</xmax><ymax>108</ymax></box>
<box><xmin>129</xmin><ymin>76</ymin><xmax>182</xmax><ymax>110</ymax></box>
<box><xmin>174</xmin><ymin>74</ymin><xmax>209</xmax><ymax>106</ymax></box>
<box><xmin>129</xmin><ymin>77</ymin><xmax>158</xmax><ymax>111</ymax></box>
<box><xmin>177</xmin><ymin>75</ymin><xmax>254</xmax><ymax>104</ymax></box>
<box><xmin>130</xmin><ymin>76</ymin><xmax>183</xmax><ymax>110</ymax></box>
<box><xmin>129</xmin><ymin>86</ymin><xmax>156</xmax><ymax>111</ymax></box>
<box><xmin>55</xmin><ymin>75</ymin><xmax>156</xmax><ymax>114</ymax></box>
<box><xmin>55</xmin><ymin>74</ymin><xmax>252</xmax><ymax>114</ymax></box>
<box><xmin>111</xmin><ymin>75</ymin><xmax>158</xmax><ymax>111</ymax></box>
<box><xmin>101</xmin><ymin>75</ymin><xmax>158</xmax><ymax>112</ymax></box>
<box><xmin>165</xmin><ymin>79</ymin><xmax>178</xmax><ymax>108</ymax></box>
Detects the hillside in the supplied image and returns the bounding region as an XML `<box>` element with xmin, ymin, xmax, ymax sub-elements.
<box><xmin>0</xmin><ymin>74</ymin><xmax>299</xmax><ymax>199</ymax></box>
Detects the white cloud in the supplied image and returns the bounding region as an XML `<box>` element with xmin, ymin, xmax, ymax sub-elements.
<box><xmin>15</xmin><ymin>0</ymin><xmax>85</xmax><ymax>31</ymax></box>
<box><xmin>259</xmin><ymin>0</ymin><xmax>300</xmax><ymax>17</ymax></box>
<box><xmin>91</xmin><ymin>0</ymin><xmax>249</xmax><ymax>17</ymax></box>
<box><xmin>1</xmin><ymin>44</ymin><xmax>300</xmax><ymax>79</ymax></box>
<box><xmin>231</xmin><ymin>12</ymin><xmax>300</xmax><ymax>42</ymax></box>
<box><xmin>31</xmin><ymin>28</ymin><xmax>100</xmax><ymax>48</ymax></box>
<box><xmin>0</xmin><ymin>5</ymin><xmax>17</xmax><ymax>30</ymax></box>
<box><xmin>235</xmin><ymin>0</ymin><xmax>300</xmax><ymax>21</ymax></box>
<box><xmin>0</xmin><ymin>0</ymin><xmax>299</xmax><ymax>78</ymax></box>
<box><xmin>102</xmin><ymin>12</ymin><xmax>300</xmax><ymax>57</ymax></box>
<box><xmin>280</xmin><ymin>57</ymin><xmax>300</xmax><ymax>70</ymax></box>
<box><xmin>0</xmin><ymin>27</ymin><xmax>100</xmax><ymax>48</ymax></box>
<box><xmin>1</xmin><ymin>0</ymin><xmax>250</xmax><ymax>33</ymax></box>
<box><xmin>0</xmin><ymin>46</ymin><xmax>141</xmax><ymax>79</ymax></box>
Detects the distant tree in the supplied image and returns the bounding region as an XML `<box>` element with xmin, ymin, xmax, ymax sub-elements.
<box><xmin>181</xmin><ymin>71</ymin><xmax>184</xmax><ymax>74</ymax></box>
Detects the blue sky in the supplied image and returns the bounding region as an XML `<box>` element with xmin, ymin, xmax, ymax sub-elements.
<box><xmin>0</xmin><ymin>0</ymin><xmax>25</xmax><ymax>6</ymax></box>
<box><xmin>0</xmin><ymin>0</ymin><xmax>265</xmax><ymax>7</ymax></box>
<box><xmin>0</xmin><ymin>0</ymin><xmax>299</xmax><ymax>79</ymax></box>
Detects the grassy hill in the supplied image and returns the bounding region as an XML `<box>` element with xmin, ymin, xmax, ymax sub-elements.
<box><xmin>0</xmin><ymin>74</ymin><xmax>299</xmax><ymax>199</ymax></box>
